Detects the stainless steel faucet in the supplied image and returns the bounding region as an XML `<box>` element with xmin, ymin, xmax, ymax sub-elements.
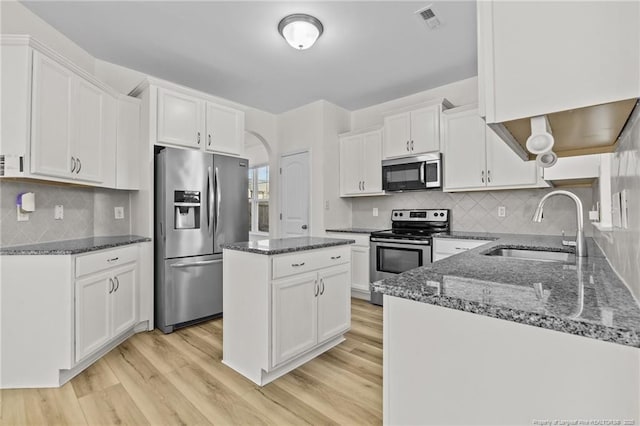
<box><xmin>532</xmin><ymin>190</ymin><xmax>587</xmax><ymax>257</ymax></box>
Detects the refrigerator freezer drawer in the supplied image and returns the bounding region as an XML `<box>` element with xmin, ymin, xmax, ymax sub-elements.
<box><xmin>163</xmin><ymin>254</ymin><xmax>223</xmax><ymax>326</ymax></box>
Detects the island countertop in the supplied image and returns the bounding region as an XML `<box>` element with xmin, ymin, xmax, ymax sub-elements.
<box><xmin>0</xmin><ymin>235</ymin><xmax>151</xmax><ymax>255</ymax></box>
<box><xmin>372</xmin><ymin>233</ymin><xmax>640</xmax><ymax>348</ymax></box>
<box><xmin>221</xmin><ymin>236</ymin><xmax>355</xmax><ymax>256</ymax></box>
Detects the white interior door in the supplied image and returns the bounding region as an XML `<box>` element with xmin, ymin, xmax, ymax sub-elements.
<box><xmin>280</xmin><ymin>151</ymin><xmax>310</xmax><ymax>237</ymax></box>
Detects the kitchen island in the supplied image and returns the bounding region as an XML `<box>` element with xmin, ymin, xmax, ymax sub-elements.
<box><xmin>221</xmin><ymin>236</ymin><xmax>354</xmax><ymax>386</ymax></box>
<box><xmin>373</xmin><ymin>233</ymin><xmax>640</xmax><ymax>425</ymax></box>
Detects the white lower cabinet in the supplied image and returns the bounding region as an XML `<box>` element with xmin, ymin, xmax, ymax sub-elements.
<box><xmin>75</xmin><ymin>252</ymin><xmax>138</xmax><ymax>362</ymax></box>
<box><xmin>326</xmin><ymin>232</ymin><xmax>371</xmax><ymax>299</ymax></box>
<box><xmin>223</xmin><ymin>245</ymin><xmax>352</xmax><ymax>386</ymax></box>
<box><xmin>433</xmin><ymin>238</ymin><xmax>490</xmax><ymax>262</ymax></box>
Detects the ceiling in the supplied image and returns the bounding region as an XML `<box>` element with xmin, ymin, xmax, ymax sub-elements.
<box><xmin>21</xmin><ymin>1</ymin><xmax>478</xmax><ymax>114</ymax></box>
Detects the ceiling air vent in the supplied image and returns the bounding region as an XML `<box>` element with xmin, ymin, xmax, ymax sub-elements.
<box><xmin>416</xmin><ymin>5</ymin><xmax>441</xmax><ymax>30</ymax></box>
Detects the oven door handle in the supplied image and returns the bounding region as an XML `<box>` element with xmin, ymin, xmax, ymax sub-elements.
<box><xmin>371</xmin><ymin>238</ymin><xmax>431</xmax><ymax>246</ymax></box>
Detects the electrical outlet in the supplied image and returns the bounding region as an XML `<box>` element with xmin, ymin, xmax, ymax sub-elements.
<box><xmin>114</xmin><ymin>206</ymin><xmax>125</xmax><ymax>219</ymax></box>
<box><xmin>54</xmin><ymin>205</ymin><xmax>64</xmax><ymax>220</ymax></box>
<box><xmin>497</xmin><ymin>206</ymin><xmax>506</xmax><ymax>217</ymax></box>
<box><xmin>16</xmin><ymin>206</ymin><xmax>29</xmax><ymax>222</ymax></box>
<box><xmin>373</xmin><ymin>207</ymin><xmax>379</xmax><ymax>217</ymax></box>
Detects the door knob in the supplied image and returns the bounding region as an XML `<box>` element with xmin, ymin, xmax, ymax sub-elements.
<box><xmin>302</xmin><ymin>225</ymin><xmax>308</xmax><ymax>230</ymax></box>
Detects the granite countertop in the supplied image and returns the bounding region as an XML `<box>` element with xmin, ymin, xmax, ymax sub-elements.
<box><xmin>372</xmin><ymin>233</ymin><xmax>640</xmax><ymax>348</ymax></box>
<box><xmin>0</xmin><ymin>235</ymin><xmax>151</xmax><ymax>255</ymax></box>
<box><xmin>221</xmin><ymin>236</ymin><xmax>355</xmax><ymax>255</ymax></box>
<box><xmin>325</xmin><ymin>228</ymin><xmax>384</xmax><ymax>234</ymax></box>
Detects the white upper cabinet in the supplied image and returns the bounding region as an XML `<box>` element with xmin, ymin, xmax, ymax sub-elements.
<box><xmin>30</xmin><ymin>50</ymin><xmax>114</xmax><ymax>185</ymax></box>
<box><xmin>115</xmin><ymin>96</ymin><xmax>141</xmax><ymax>190</ymax></box>
<box><xmin>157</xmin><ymin>87</ymin><xmax>203</xmax><ymax>149</ymax></box>
<box><xmin>339</xmin><ymin>128</ymin><xmax>384</xmax><ymax>197</ymax></box>
<box><xmin>478</xmin><ymin>1</ymin><xmax>639</xmax><ymax>123</ymax></box>
<box><xmin>30</xmin><ymin>51</ymin><xmax>74</xmax><ymax>179</ymax></box>
<box><xmin>205</xmin><ymin>102</ymin><xmax>244</xmax><ymax>156</ymax></box>
<box><xmin>442</xmin><ymin>106</ymin><xmax>546</xmax><ymax>192</ymax></box>
<box><xmin>383</xmin><ymin>102</ymin><xmax>450</xmax><ymax>159</ymax></box>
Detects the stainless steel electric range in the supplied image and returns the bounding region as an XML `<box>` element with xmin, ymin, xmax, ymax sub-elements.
<box><xmin>369</xmin><ymin>209</ymin><xmax>450</xmax><ymax>305</ymax></box>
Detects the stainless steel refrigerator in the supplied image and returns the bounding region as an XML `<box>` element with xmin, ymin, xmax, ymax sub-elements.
<box><xmin>155</xmin><ymin>147</ymin><xmax>249</xmax><ymax>333</ymax></box>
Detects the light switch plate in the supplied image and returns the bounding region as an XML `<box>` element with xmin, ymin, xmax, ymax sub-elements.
<box><xmin>54</xmin><ymin>205</ymin><xmax>63</xmax><ymax>220</ymax></box>
<box><xmin>114</xmin><ymin>206</ymin><xmax>125</xmax><ymax>220</ymax></box>
<box><xmin>497</xmin><ymin>206</ymin><xmax>506</xmax><ymax>217</ymax></box>
<box><xmin>16</xmin><ymin>206</ymin><xmax>29</xmax><ymax>222</ymax></box>
<box><xmin>620</xmin><ymin>189</ymin><xmax>628</xmax><ymax>229</ymax></box>
<box><xmin>373</xmin><ymin>207</ymin><xmax>379</xmax><ymax>217</ymax></box>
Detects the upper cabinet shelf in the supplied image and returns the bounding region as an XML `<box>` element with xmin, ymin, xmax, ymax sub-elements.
<box><xmin>477</xmin><ymin>1</ymin><xmax>640</xmax><ymax>159</ymax></box>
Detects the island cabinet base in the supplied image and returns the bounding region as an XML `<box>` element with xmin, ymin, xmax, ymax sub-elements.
<box><xmin>222</xmin><ymin>246</ymin><xmax>351</xmax><ymax>386</ymax></box>
<box><xmin>384</xmin><ymin>295</ymin><xmax>640</xmax><ymax>426</ymax></box>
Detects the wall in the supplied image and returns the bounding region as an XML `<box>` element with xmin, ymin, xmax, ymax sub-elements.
<box><xmin>277</xmin><ymin>100</ymin><xmax>351</xmax><ymax>236</ymax></box>
<box><xmin>352</xmin><ymin>187</ymin><xmax>593</xmax><ymax>237</ymax></box>
<box><xmin>0</xmin><ymin>1</ymin><xmax>94</xmax><ymax>73</ymax></box>
<box><xmin>0</xmin><ymin>180</ymin><xmax>131</xmax><ymax>246</ymax></box>
<box><xmin>593</xmin><ymin>109</ymin><xmax>640</xmax><ymax>300</ymax></box>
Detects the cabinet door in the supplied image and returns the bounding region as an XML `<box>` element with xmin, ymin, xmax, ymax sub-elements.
<box><xmin>116</xmin><ymin>97</ymin><xmax>141</xmax><ymax>189</ymax></box>
<box><xmin>350</xmin><ymin>246</ymin><xmax>370</xmax><ymax>293</ymax></box>
<box><xmin>157</xmin><ymin>88</ymin><xmax>203</xmax><ymax>148</ymax></box>
<box><xmin>74</xmin><ymin>79</ymin><xmax>105</xmax><ymax>183</ymax></box>
<box><xmin>442</xmin><ymin>109</ymin><xmax>487</xmax><ymax>191</ymax></box>
<box><xmin>30</xmin><ymin>51</ymin><xmax>73</xmax><ymax>179</ymax></box>
<box><xmin>75</xmin><ymin>273</ymin><xmax>111</xmax><ymax>362</ymax></box>
<box><xmin>485</xmin><ymin>126</ymin><xmax>538</xmax><ymax>188</ymax></box>
<box><xmin>205</xmin><ymin>103</ymin><xmax>244</xmax><ymax>155</ymax></box>
<box><xmin>361</xmin><ymin>130</ymin><xmax>383</xmax><ymax>194</ymax></box>
<box><xmin>111</xmin><ymin>264</ymin><xmax>137</xmax><ymax>337</ymax></box>
<box><xmin>317</xmin><ymin>265</ymin><xmax>351</xmax><ymax>343</ymax></box>
<box><xmin>272</xmin><ymin>272</ymin><xmax>318</xmax><ymax>366</ymax></box>
<box><xmin>340</xmin><ymin>135</ymin><xmax>363</xmax><ymax>195</ymax></box>
<box><xmin>383</xmin><ymin>112</ymin><xmax>411</xmax><ymax>159</ymax></box>
<box><xmin>410</xmin><ymin>106</ymin><xmax>440</xmax><ymax>154</ymax></box>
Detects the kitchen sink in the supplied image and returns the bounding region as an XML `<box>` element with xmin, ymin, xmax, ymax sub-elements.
<box><xmin>483</xmin><ymin>247</ymin><xmax>576</xmax><ymax>263</ymax></box>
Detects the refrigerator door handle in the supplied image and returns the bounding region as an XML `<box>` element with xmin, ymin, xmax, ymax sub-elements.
<box><xmin>170</xmin><ymin>259</ymin><xmax>222</xmax><ymax>268</ymax></box>
<box><xmin>207</xmin><ymin>166</ymin><xmax>214</xmax><ymax>237</ymax></box>
<box><xmin>215</xmin><ymin>166</ymin><xmax>221</xmax><ymax>235</ymax></box>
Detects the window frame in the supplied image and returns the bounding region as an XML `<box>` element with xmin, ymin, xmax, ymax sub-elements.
<box><xmin>248</xmin><ymin>163</ymin><xmax>269</xmax><ymax>235</ymax></box>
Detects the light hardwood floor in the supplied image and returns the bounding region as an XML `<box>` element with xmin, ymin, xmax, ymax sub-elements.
<box><xmin>0</xmin><ymin>298</ymin><xmax>382</xmax><ymax>425</ymax></box>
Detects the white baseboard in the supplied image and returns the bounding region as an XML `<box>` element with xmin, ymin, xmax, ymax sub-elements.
<box><xmin>351</xmin><ymin>287</ymin><xmax>370</xmax><ymax>301</ymax></box>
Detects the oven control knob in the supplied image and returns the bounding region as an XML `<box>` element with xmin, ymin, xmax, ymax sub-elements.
<box><xmin>394</xmin><ymin>213</ymin><xmax>398</xmax><ymax>217</ymax></box>
<box><xmin>440</xmin><ymin>212</ymin><xmax>444</xmax><ymax>217</ymax></box>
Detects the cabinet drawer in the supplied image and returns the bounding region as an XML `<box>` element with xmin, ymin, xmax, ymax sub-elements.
<box><xmin>434</xmin><ymin>238</ymin><xmax>488</xmax><ymax>255</ymax></box>
<box><xmin>76</xmin><ymin>245</ymin><xmax>138</xmax><ymax>278</ymax></box>
<box><xmin>272</xmin><ymin>246</ymin><xmax>350</xmax><ymax>280</ymax></box>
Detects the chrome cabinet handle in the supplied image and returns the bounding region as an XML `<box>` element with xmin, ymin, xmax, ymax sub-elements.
<box><xmin>71</xmin><ymin>157</ymin><xmax>76</xmax><ymax>173</ymax></box>
<box><xmin>301</xmin><ymin>224</ymin><xmax>308</xmax><ymax>230</ymax></box>
<box><xmin>320</xmin><ymin>279</ymin><xmax>325</xmax><ymax>295</ymax></box>
<box><xmin>410</xmin><ymin>140</ymin><xmax>414</xmax><ymax>151</ymax></box>
<box><xmin>76</xmin><ymin>158</ymin><xmax>82</xmax><ymax>174</ymax></box>
<box><xmin>314</xmin><ymin>280</ymin><xmax>319</xmax><ymax>297</ymax></box>
<box><xmin>331</xmin><ymin>255</ymin><xmax>341</xmax><ymax>260</ymax></box>
<box><xmin>107</xmin><ymin>257</ymin><xmax>119</xmax><ymax>262</ymax></box>
<box><xmin>197</xmin><ymin>132</ymin><xmax>201</xmax><ymax>144</ymax></box>
<box><xmin>455</xmin><ymin>247</ymin><xmax>469</xmax><ymax>251</ymax></box>
<box><xmin>481</xmin><ymin>170</ymin><xmax>485</xmax><ymax>183</ymax></box>
<box><xmin>406</xmin><ymin>141</ymin><xmax>410</xmax><ymax>151</ymax></box>
<box><xmin>291</xmin><ymin>262</ymin><xmax>305</xmax><ymax>267</ymax></box>
<box><xmin>108</xmin><ymin>278</ymin><xmax>114</xmax><ymax>294</ymax></box>
<box><xmin>114</xmin><ymin>277</ymin><xmax>120</xmax><ymax>292</ymax></box>
<box><xmin>208</xmin><ymin>134</ymin><xmax>212</xmax><ymax>146</ymax></box>
<box><xmin>487</xmin><ymin>170</ymin><xmax>491</xmax><ymax>183</ymax></box>
<box><xmin>362</xmin><ymin>181</ymin><xmax>365</xmax><ymax>191</ymax></box>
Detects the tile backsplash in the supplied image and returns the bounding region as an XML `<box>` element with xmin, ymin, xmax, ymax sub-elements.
<box><xmin>0</xmin><ymin>180</ymin><xmax>131</xmax><ymax>246</ymax></box>
<box><xmin>352</xmin><ymin>187</ymin><xmax>594</xmax><ymax>237</ymax></box>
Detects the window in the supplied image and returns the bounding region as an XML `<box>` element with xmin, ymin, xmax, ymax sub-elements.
<box><xmin>248</xmin><ymin>165</ymin><xmax>269</xmax><ymax>233</ymax></box>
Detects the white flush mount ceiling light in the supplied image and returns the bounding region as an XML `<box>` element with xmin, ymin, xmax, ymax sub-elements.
<box><xmin>278</xmin><ymin>14</ymin><xmax>324</xmax><ymax>50</ymax></box>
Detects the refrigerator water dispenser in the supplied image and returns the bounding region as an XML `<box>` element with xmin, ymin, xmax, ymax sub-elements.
<box><xmin>174</xmin><ymin>190</ymin><xmax>200</xmax><ymax>229</ymax></box>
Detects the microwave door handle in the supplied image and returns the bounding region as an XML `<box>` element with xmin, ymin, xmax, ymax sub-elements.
<box><xmin>420</xmin><ymin>163</ymin><xmax>426</xmax><ymax>184</ymax></box>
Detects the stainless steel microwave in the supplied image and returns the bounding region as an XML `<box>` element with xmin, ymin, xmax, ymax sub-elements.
<box><xmin>382</xmin><ymin>153</ymin><xmax>442</xmax><ymax>191</ymax></box>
